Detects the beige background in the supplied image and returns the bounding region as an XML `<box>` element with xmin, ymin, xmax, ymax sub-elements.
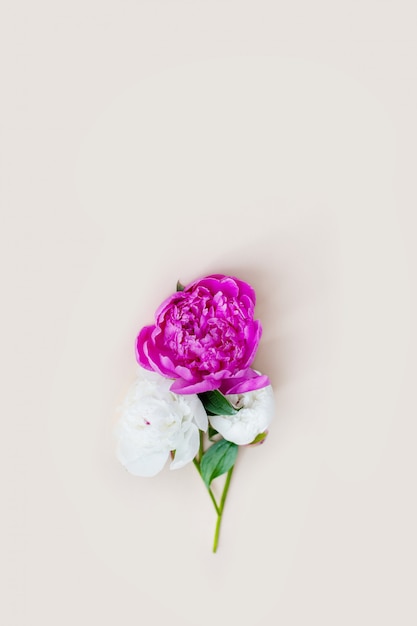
<box><xmin>2</xmin><ymin>1</ymin><xmax>417</xmax><ymax>625</ymax></box>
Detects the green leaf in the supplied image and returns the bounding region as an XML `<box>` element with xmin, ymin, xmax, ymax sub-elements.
<box><xmin>208</xmin><ymin>425</ymin><xmax>219</xmax><ymax>440</ymax></box>
<box><xmin>176</xmin><ymin>280</ymin><xmax>185</xmax><ymax>291</ymax></box>
<box><xmin>198</xmin><ymin>389</ymin><xmax>238</xmax><ymax>416</ymax></box>
<box><xmin>200</xmin><ymin>439</ymin><xmax>238</xmax><ymax>488</ymax></box>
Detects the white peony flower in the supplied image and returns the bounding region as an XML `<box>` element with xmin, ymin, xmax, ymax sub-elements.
<box><xmin>209</xmin><ymin>385</ymin><xmax>275</xmax><ymax>445</ymax></box>
<box><xmin>115</xmin><ymin>367</ymin><xmax>208</xmax><ymax>477</ymax></box>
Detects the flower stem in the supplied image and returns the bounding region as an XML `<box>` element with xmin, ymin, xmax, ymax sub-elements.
<box><xmin>193</xmin><ymin>459</ymin><xmax>220</xmax><ymax>515</ymax></box>
<box><xmin>193</xmin><ymin>442</ymin><xmax>237</xmax><ymax>552</ymax></box>
<box><xmin>198</xmin><ymin>430</ymin><xmax>204</xmax><ymax>463</ymax></box>
<box><xmin>212</xmin><ymin>465</ymin><xmax>234</xmax><ymax>553</ymax></box>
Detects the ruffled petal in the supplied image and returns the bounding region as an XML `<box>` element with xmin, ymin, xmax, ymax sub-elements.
<box><xmin>219</xmin><ymin>369</ymin><xmax>270</xmax><ymax>395</ymax></box>
<box><xmin>170</xmin><ymin>424</ymin><xmax>200</xmax><ymax>470</ymax></box>
<box><xmin>155</xmin><ymin>292</ymin><xmax>183</xmax><ymax>321</ymax></box>
<box><xmin>145</xmin><ymin>340</ymin><xmax>175</xmax><ymax>377</ymax></box>
<box><xmin>117</xmin><ymin>444</ymin><xmax>169</xmax><ymax>477</ymax></box>
<box><xmin>208</xmin><ymin>415</ymin><xmax>257</xmax><ymax>446</ymax></box>
<box><xmin>135</xmin><ymin>325</ymin><xmax>154</xmax><ymax>369</ymax></box>
<box><xmin>241</xmin><ymin>320</ymin><xmax>262</xmax><ymax>368</ymax></box>
<box><xmin>187</xmin><ymin>395</ymin><xmax>208</xmax><ymax>432</ymax></box>
<box><xmin>170</xmin><ymin>377</ymin><xmax>219</xmax><ymax>395</ymax></box>
<box><xmin>208</xmin><ymin>384</ymin><xmax>275</xmax><ymax>445</ymax></box>
<box><xmin>174</xmin><ymin>365</ymin><xmax>196</xmax><ymax>382</ymax></box>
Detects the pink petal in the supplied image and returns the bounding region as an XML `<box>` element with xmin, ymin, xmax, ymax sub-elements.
<box><xmin>146</xmin><ymin>341</ymin><xmax>175</xmax><ymax>377</ymax></box>
<box><xmin>241</xmin><ymin>321</ymin><xmax>262</xmax><ymax>367</ymax></box>
<box><xmin>135</xmin><ymin>325</ymin><xmax>154</xmax><ymax>368</ymax></box>
<box><xmin>173</xmin><ymin>365</ymin><xmax>196</xmax><ymax>382</ymax></box>
<box><xmin>219</xmin><ymin>369</ymin><xmax>270</xmax><ymax>394</ymax></box>
<box><xmin>170</xmin><ymin>377</ymin><xmax>220</xmax><ymax>395</ymax></box>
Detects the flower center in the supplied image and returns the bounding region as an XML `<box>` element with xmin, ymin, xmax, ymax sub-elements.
<box><xmin>162</xmin><ymin>291</ymin><xmax>248</xmax><ymax>374</ymax></box>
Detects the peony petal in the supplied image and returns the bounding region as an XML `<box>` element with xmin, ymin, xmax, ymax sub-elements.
<box><xmin>216</xmin><ymin>277</ymin><xmax>239</xmax><ymax>298</ymax></box>
<box><xmin>170</xmin><ymin>424</ymin><xmax>200</xmax><ymax>470</ymax></box>
<box><xmin>145</xmin><ymin>340</ymin><xmax>175</xmax><ymax>377</ymax></box>
<box><xmin>184</xmin><ymin>274</ymin><xmax>224</xmax><ymax>291</ymax></box>
<box><xmin>208</xmin><ymin>384</ymin><xmax>275</xmax><ymax>445</ymax></box>
<box><xmin>155</xmin><ymin>292</ymin><xmax>182</xmax><ymax>321</ymax></box>
<box><xmin>219</xmin><ymin>369</ymin><xmax>270</xmax><ymax>395</ymax></box>
<box><xmin>173</xmin><ymin>365</ymin><xmax>196</xmax><ymax>382</ymax></box>
<box><xmin>208</xmin><ymin>415</ymin><xmax>257</xmax><ymax>446</ymax></box>
<box><xmin>188</xmin><ymin>276</ymin><xmax>224</xmax><ymax>295</ymax></box>
<box><xmin>187</xmin><ymin>395</ymin><xmax>208</xmax><ymax>431</ymax></box>
<box><xmin>240</xmin><ymin>292</ymin><xmax>256</xmax><ymax>312</ymax></box>
<box><xmin>159</xmin><ymin>353</ymin><xmax>175</xmax><ymax>372</ymax></box>
<box><xmin>170</xmin><ymin>377</ymin><xmax>220</xmax><ymax>395</ymax></box>
<box><xmin>117</xmin><ymin>445</ymin><xmax>169</xmax><ymax>477</ymax></box>
<box><xmin>211</xmin><ymin>369</ymin><xmax>229</xmax><ymax>380</ymax></box>
<box><xmin>135</xmin><ymin>325</ymin><xmax>154</xmax><ymax>368</ymax></box>
<box><xmin>241</xmin><ymin>320</ymin><xmax>262</xmax><ymax>368</ymax></box>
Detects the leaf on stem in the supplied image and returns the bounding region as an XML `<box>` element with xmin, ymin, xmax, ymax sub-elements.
<box><xmin>198</xmin><ymin>389</ymin><xmax>238</xmax><ymax>416</ymax></box>
<box><xmin>176</xmin><ymin>280</ymin><xmax>185</xmax><ymax>291</ymax></box>
<box><xmin>200</xmin><ymin>439</ymin><xmax>238</xmax><ymax>488</ymax></box>
<box><xmin>208</xmin><ymin>425</ymin><xmax>219</xmax><ymax>440</ymax></box>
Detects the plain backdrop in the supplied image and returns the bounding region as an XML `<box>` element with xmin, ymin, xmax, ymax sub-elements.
<box><xmin>2</xmin><ymin>2</ymin><xmax>417</xmax><ymax>625</ymax></box>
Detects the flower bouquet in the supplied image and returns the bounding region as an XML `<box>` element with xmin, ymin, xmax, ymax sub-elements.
<box><xmin>116</xmin><ymin>274</ymin><xmax>274</xmax><ymax>552</ymax></box>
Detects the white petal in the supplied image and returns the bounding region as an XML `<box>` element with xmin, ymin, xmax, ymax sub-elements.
<box><xmin>209</xmin><ymin>385</ymin><xmax>275</xmax><ymax>445</ymax></box>
<box><xmin>117</xmin><ymin>445</ymin><xmax>169</xmax><ymax>477</ymax></box>
<box><xmin>209</xmin><ymin>415</ymin><xmax>258</xmax><ymax>445</ymax></box>
<box><xmin>186</xmin><ymin>395</ymin><xmax>208</xmax><ymax>432</ymax></box>
<box><xmin>170</xmin><ymin>424</ymin><xmax>200</xmax><ymax>470</ymax></box>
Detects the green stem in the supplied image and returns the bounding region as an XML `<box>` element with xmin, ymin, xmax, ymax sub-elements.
<box><xmin>198</xmin><ymin>430</ymin><xmax>204</xmax><ymax>463</ymax></box>
<box><xmin>212</xmin><ymin>465</ymin><xmax>234</xmax><ymax>554</ymax></box>
<box><xmin>193</xmin><ymin>459</ymin><xmax>220</xmax><ymax>515</ymax></box>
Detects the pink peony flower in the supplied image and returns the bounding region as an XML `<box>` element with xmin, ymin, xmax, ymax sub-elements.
<box><xmin>136</xmin><ymin>274</ymin><xmax>270</xmax><ymax>394</ymax></box>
